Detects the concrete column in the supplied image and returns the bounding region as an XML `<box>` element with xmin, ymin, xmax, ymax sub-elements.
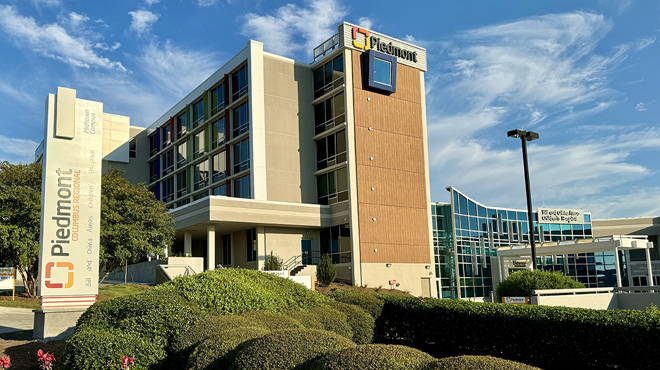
<box><xmin>184</xmin><ymin>231</ymin><xmax>192</xmax><ymax>257</ymax></box>
<box><xmin>625</xmin><ymin>250</ymin><xmax>633</xmax><ymax>287</ymax></box>
<box><xmin>207</xmin><ymin>225</ymin><xmax>216</xmax><ymax>271</ymax></box>
<box><xmin>614</xmin><ymin>248</ymin><xmax>622</xmax><ymax>287</ymax></box>
<box><xmin>646</xmin><ymin>247</ymin><xmax>654</xmax><ymax>287</ymax></box>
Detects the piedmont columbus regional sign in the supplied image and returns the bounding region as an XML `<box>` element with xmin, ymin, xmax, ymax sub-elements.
<box><xmin>351</xmin><ymin>26</ymin><xmax>418</xmax><ymax>63</ymax></box>
<box><xmin>38</xmin><ymin>87</ymin><xmax>102</xmax><ymax>309</ymax></box>
<box><xmin>537</xmin><ymin>208</ymin><xmax>585</xmax><ymax>225</ymax></box>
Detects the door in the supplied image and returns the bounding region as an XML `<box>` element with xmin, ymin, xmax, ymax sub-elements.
<box><xmin>301</xmin><ymin>239</ymin><xmax>312</xmax><ymax>265</ymax></box>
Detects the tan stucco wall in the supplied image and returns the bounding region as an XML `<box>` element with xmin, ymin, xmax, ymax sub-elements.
<box><xmin>593</xmin><ymin>217</ymin><xmax>660</xmax><ymax>237</ymax></box>
<box><xmin>262</xmin><ymin>53</ymin><xmax>316</xmax><ymax>204</ymax></box>
<box><xmin>102</xmin><ymin>113</ymin><xmax>130</xmax><ymax>163</ymax></box>
<box><xmin>102</xmin><ymin>126</ymin><xmax>149</xmax><ymax>184</ymax></box>
<box><xmin>360</xmin><ymin>263</ymin><xmax>435</xmax><ymax>297</ymax></box>
<box><xmin>262</xmin><ymin>227</ymin><xmax>320</xmax><ymax>267</ymax></box>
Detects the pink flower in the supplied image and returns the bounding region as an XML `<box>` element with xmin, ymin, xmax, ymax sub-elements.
<box><xmin>121</xmin><ymin>355</ymin><xmax>134</xmax><ymax>370</ymax></box>
<box><xmin>37</xmin><ymin>349</ymin><xmax>55</xmax><ymax>370</ymax></box>
<box><xmin>0</xmin><ymin>356</ymin><xmax>10</xmax><ymax>369</ymax></box>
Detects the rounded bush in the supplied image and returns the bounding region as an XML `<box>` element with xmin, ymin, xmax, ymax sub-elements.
<box><xmin>327</xmin><ymin>291</ymin><xmax>384</xmax><ymax>319</ymax></box>
<box><xmin>161</xmin><ymin>268</ymin><xmax>330</xmax><ymax>313</ymax></box>
<box><xmin>229</xmin><ymin>329</ymin><xmax>356</xmax><ymax>370</ymax></box>
<box><xmin>187</xmin><ymin>327</ymin><xmax>270</xmax><ymax>370</ymax></box>
<box><xmin>423</xmin><ymin>356</ymin><xmax>541</xmax><ymax>370</ymax></box>
<box><xmin>329</xmin><ymin>301</ymin><xmax>375</xmax><ymax>344</ymax></box>
<box><xmin>172</xmin><ymin>311</ymin><xmax>304</xmax><ymax>366</ymax></box>
<box><xmin>303</xmin><ymin>344</ymin><xmax>434</xmax><ymax>370</ymax></box>
<box><xmin>62</xmin><ymin>326</ymin><xmax>167</xmax><ymax>370</ymax></box>
<box><xmin>285</xmin><ymin>305</ymin><xmax>353</xmax><ymax>340</ymax></box>
<box><xmin>495</xmin><ymin>270</ymin><xmax>584</xmax><ymax>301</ymax></box>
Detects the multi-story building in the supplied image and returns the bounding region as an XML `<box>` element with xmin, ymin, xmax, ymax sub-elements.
<box><xmin>39</xmin><ymin>22</ymin><xmax>437</xmax><ymax>297</ymax></box>
<box><xmin>432</xmin><ymin>187</ymin><xmax>622</xmax><ymax>300</ymax></box>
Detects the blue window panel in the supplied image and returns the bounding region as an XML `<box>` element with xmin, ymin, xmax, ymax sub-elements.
<box><xmin>584</xmin><ymin>214</ymin><xmax>591</xmax><ymax>223</ymax></box>
<box><xmin>487</xmin><ymin>208</ymin><xmax>497</xmax><ymax>218</ymax></box>
<box><xmin>478</xmin><ymin>206</ymin><xmax>487</xmax><ymax>218</ymax></box>
<box><xmin>468</xmin><ymin>201</ymin><xmax>477</xmax><ymax>216</ymax></box>
<box><xmin>459</xmin><ymin>195</ymin><xmax>468</xmax><ymax>215</ymax></box>
<box><xmin>517</xmin><ymin>211</ymin><xmax>527</xmax><ymax>221</ymax></box>
<box><xmin>507</xmin><ymin>211</ymin><xmax>517</xmax><ymax>220</ymax></box>
<box><xmin>366</xmin><ymin>49</ymin><xmax>397</xmax><ymax>93</ymax></box>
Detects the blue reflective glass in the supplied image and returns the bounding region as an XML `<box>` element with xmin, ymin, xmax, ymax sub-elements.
<box><xmin>373</xmin><ymin>58</ymin><xmax>392</xmax><ymax>85</ymax></box>
<box><xmin>478</xmin><ymin>205</ymin><xmax>487</xmax><ymax>218</ymax></box>
<box><xmin>497</xmin><ymin>210</ymin><xmax>507</xmax><ymax>219</ymax></box>
<box><xmin>459</xmin><ymin>195</ymin><xmax>468</xmax><ymax>215</ymax></box>
<box><xmin>584</xmin><ymin>214</ymin><xmax>591</xmax><ymax>222</ymax></box>
<box><xmin>468</xmin><ymin>201</ymin><xmax>477</xmax><ymax>216</ymax></box>
<box><xmin>469</xmin><ymin>216</ymin><xmax>478</xmax><ymax>231</ymax></box>
<box><xmin>488</xmin><ymin>208</ymin><xmax>497</xmax><ymax>218</ymax></box>
<box><xmin>517</xmin><ymin>212</ymin><xmax>527</xmax><ymax>221</ymax></box>
<box><xmin>507</xmin><ymin>211</ymin><xmax>516</xmax><ymax>220</ymax></box>
<box><xmin>453</xmin><ymin>191</ymin><xmax>459</xmax><ymax>210</ymax></box>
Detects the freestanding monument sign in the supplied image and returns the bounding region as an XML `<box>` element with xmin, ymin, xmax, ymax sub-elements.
<box><xmin>35</xmin><ymin>87</ymin><xmax>103</xmax><ymax>339</ymax></box>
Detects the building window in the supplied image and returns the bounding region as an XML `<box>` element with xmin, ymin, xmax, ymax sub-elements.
<box><xmin>316</xmin><ymin>129</ymin><xmax>346</xmax><ymax>170</ymax></box>
<box><xmin>314</xmin><ymin>92</ymin><xmax>345</xmax><ymax>135</ymax></box>
<box><xmin>246</xmin><ymin>228</ymin><xmax>257</xmax><ymax>262</ymax></box>
<box><xmin>161</xmin><ymin>124</ymin><xmax>171</xmax><ymax>147</ymax></box>
<box><xmin>193</xmin><ymin>160</ymin><xmax>209</xmax><ymax>191</ymax></box>
<box><xmin>320</xmin><ymin>224</ymin><xmax>351</xmax><ymax>264</ymax></box>
<box><xmin>367</xmin><ymin>49</ymin><xmax>397</xmax><ymax>93</ymax></box>
<box><xmin>211</xmin><ymin>117</ymin><xmax>225</xmax><ymax>149</ymax></box>
<box><xmin>176</xmin><ymin>171</ymin><xmax>187</xmax><ymax>198</ymax></box>
<box><xmin>222</xmin><ymin>234</ymin><xmax>231</xmax><ymax>266</ymax></box>
<box><xmin>317</xmin><ymin>167</ymin><xmax>348</xmax><ymax>205</ymax></box>
<box><xmin>177</xmin><ymin>142</ymin><xmax>187</xmax><ymax>167</ymax></box>
<box><xmin>176</xmin><ymin>111</ymin><xmax>187</xmax><ymax>139</ymax></box>
<box><xmin>162</xmin><ymin>150</ymin><xmax>174</xmax><ymax>175</ymax></box>
<box><xmin>193</xmin><ymin>191</ymin><xmax>207</xmax><ymax>201</ymax></box>
<box><xmin>149</xmin><ymin>159</ymin><xmax>159</xmax><ymax>183</ymax></box>
<box><xmin>162</xmin><ymin>177</ymin><xmax>174</xmax><ymax>203</ymax></box>
<box><xmin>234</xmin><ymin>174</ymin><xmax>251</xmax><ymax>199</ymax></box>
<box><xmin>313</xmin><ymin>54</ymin><xmax>344</xmax><ymax>99</ymax></box>
<box><xmin>232</xmin><ymin>101</ymin><xmax>249</xmax><ymax>137</ymax></box>
<box><xmin>211</xmin><ymin>83</ymin><xmax>225</xmax><ymax>115</ymax></box>
<box><xmin>212</xmin><ymin>184</ymin><xmax>226</xmax><ymax>196</ymax></box>
<box><xmin>129</xmin><ymin>139</ymin><xmax>137</xmax><ymax>158</ymax></box>
<box><xmin>212</xmin><ymin>151</ymin><xmax>226</xmax><ymax>182</ymax></box>
<box><xmin>193</xmin><ymin>131</ymin><xmax>205</xmax><ymax>159</ymax></box>
<box><xmin>232</xmin><ymin>64</ymin><xmax>248</xmax><ymax>101</ymax></box>
<box><xmin>149</xmin><ymin>133</ymin><xmax>159</xmax><ymax>156</ymax></box>
<box><xmin>233</xmin><ymin>138</ymin><xmax>250</xmax><ymax>173</ymax></box>
<box><xmin>192</xmin><ymin>99</ymin><xmax>204</xmax><ymax>129</ymax></box>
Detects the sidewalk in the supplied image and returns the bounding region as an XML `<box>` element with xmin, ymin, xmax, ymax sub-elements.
<box><xmin>0</xmin><ymin>307</ymin><xmax>33</xmax><ymax>334</ymax></box>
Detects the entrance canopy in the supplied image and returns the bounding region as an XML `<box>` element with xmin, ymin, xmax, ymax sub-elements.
<box><xmin>496</xmin><ymin>235</ymin><xmax>654</xmax><ymax>287</ymax></box>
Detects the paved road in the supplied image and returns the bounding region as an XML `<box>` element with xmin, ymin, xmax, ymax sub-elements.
<box><xmin>0</xmin><ymin>307</ymin><xmax>33</xmax><ymax>334</ymax></box>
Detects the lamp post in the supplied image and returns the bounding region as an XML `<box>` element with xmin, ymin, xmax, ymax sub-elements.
<box><xmin>507</xmin><ymin>129</ymin><xmax>539</xmax><ymax>270</ymax></box>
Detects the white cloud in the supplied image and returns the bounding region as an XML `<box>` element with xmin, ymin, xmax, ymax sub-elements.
<box><xmin>241</xmin><ymin>0</ymin><xmax>347</xmax><ymax>59</ymax></box>
<box><xmin>67</xmin><ymin>12</ymin><xmax>89</xmax><ymax>30</ymax></box>
<box><xmin>30</xmin><ymin>0</ymin><xmax>61</xmax><ymax>8</ymax></box>
<box><xmin>0</xmin><ymin>135</ymin><xmax>39</xmax><ymax>164</ymax></box>
<box><xmin>357</xmin><ymin>17</ymin><xmax>373</xmax><ymax>30</ymax></box>
<box><xmin>129</xmin><ymin>10</ymin><xmax>158</xmax><ymax>36</ymax></box>
<box><xmin>0</xmin><ymin>5</ymin><xmax>126</xmax><ymax>71</ymax></box>
<box><xmin>633</xmin><ymin>37</ymin><xmax>655</xmax><ymax>51</ymax></box>
<box><xmin>0</xmin><ymin>81</ymin><xmax>39</xmax><ymax>106</ymax></box>
<box><xmin>137</xmin><ymin>41</ymin><xmax>219</xmax><ymax>98</ymax></box>
<box><xmin>196</xmin><ymin>0</ymin><xmax>218</xmax><ymax>7</ymax></box>
<box><xmin>635</xmin><ymin>102</ymin><xmax>648</xmax><ymax>111</ymax></box>
<box><xmin>145</xmin><ymin>0</ymin><xmax>161</xmax><ymax>6</ymax></box>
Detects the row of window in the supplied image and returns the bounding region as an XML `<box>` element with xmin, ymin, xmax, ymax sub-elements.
<box><xmin>152</xmin><ymin>172</ymin><xmax>251</xmax><ymax>205</ymax></box>
<box><xmin>149</xmin><ymin>64</ymin><xmax>248</xmax><ymax>156</ymax></box>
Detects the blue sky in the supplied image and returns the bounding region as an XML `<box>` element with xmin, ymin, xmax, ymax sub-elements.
<box><xmin>0</xmin><ymin>0</ymin><xmax>659</xmax><ymax>219</ymax></box>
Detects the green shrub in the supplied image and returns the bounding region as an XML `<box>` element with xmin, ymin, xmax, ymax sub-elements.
<box><xmin>285</xmin><ymin>305</ymin><xmax>353</xmax><ymax>340</ymax></box>
<box><xmin>326</xmin><ymin>290</ymin><xmax>385</xmax><ymax>319</ymax></box>
<box><xmin>263</xmin><ymin>251</ymin><xmax>283</xmax><ymax>270</ymax></box>
<box><xmin>495</xmin><ymin>270</ymin><xmax>584</xmax><ymax>301</ymax></box>
<box><xmin>317</xmin><ymin>254</ymin><xmax>336</xmax><ymax>286</ymax></box>
<box><xmin>171</xmin><ymin>311</ymin><xmax>303</xmax><ymax>367</ymax></box>
<box><xmin>303</xmin><ymin>344</ymin><xmax>434</xmax><ymax>369</ymax></box>
<box><xmin>229</xmin><ymin>329</ymin><xmax>355</xmax><ymax>369</ymax></box>
<box><xmin>329</xmin><ymin>301</ymin><xmax>375</xmax><ymax>344</ymax></box>
<box><xmin>62</xmin><ymin>326</ymin><xmax>168</xmax><ymax>370</ymax></box>
<box><xmin>187</xmin><ymin>327</ymin><xmax>270</xmax><ymax>370</ymax></box>
<box><xmin>376</xmin><ymin>295</ymin><xmax>660</xmax><ymax>369</ymax></box>
<box><xmin>161</xmin><ymin>268</ymin><xmax>330</xmax><ymax>313</ymax></box>
<box><xmin>423</xmin><ymin>356</ymin><xmax>540</xmax><ymax>370</ymax></box>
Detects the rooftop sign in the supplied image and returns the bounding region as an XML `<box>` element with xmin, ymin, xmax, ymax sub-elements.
<box><xmin>537</xmin><ymin>208</ymin><xmax>585</xmax><ymax>225</ymax></box>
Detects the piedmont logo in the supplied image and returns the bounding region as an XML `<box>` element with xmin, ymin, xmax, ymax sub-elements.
<box><xmin>351</xmin><ymin>26</ymin><xmax>418</xmax><ymax>63</ymax></box>
<box><xmin>44</xmin><ymin>261</ymin><xmax>74</xmax><ymax>288</ymax></box>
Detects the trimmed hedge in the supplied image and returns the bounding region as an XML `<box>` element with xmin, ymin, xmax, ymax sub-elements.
<box><xmin>303</xmin><ymin>344</ymin><xmax>434</xmax><ymax>370</ymax></box>
<box><xmin>326</xmin><ymin>290</ymin><xmax>384</xmax><ymax>319</ymax></box>
<box><xmin>423</xmin><ymin>356</ymin><xmax>540</xmax><ymax>370</ymax></box>
<box><xmin>229</xmin><ymin>329</ymin><xmax>356</xmax><ymax>369</ymax></box>
<box><xmin>376</xmin><ymin>295</ymin><xmax>660</xmax><ymax>369</ymax></box>
<box><xmin>160</xmin><ymin>268</ymin><xmax>330</xmax><ymax>313</ymax></box>
<box><xmin>171</xmin><ymin>311</ymin><xmax>303</xmax><ymax>367</ymax></box>
<box><xmin>285</xmin><ymin>306</ymin><xmax>353</xmax><ymax>340</ymax></box>
<box><xmin>328</xmin><ymin>301</ymin><xmax>375</xmax><ymax>344</ymax></box>
<box><xmin>495</xmin><ymin>270</ymin><xmax>584</xmax><ymax>300</ymax></box>
<box><xmin>62</xmin><ymin>326</ymin><xmax>168</xmax><ymax>370</ymax></box>
<box><xmin>187</xmin><ymin>327</ymin><xmax>270</xmax><ymax>370</ymax></box>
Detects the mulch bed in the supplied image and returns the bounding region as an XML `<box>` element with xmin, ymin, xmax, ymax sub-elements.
<box><xmin>0</xmin><ymin>331</ymin><xmax>65</xmax><ymax>370</ymax></box>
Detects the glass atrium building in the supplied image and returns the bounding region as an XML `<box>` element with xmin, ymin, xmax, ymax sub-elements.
<box><xmin>432</xmin><ymin>187</ymin><xmax>619</xmax><ymax>299</ymax></box>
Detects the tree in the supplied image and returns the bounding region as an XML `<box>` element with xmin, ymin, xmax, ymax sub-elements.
<box><xmin>495</xmin><ymin>269</ymin><xmax>584</xmax><ymax>301</ymax></box>
<box><xmin>0</xmin><ymin>161</ymin><xmax>42</xmax><ymax>297</ymax></box>
<box><xmin>99</xmin><ymin>169</ymin><xmax>175</xmax><ymax>282</ymax></box>
<box><xmin>317</xmin><ymin>254</ymin><xmax>336</xmax><ymax>286</ymax></box>
<box><xmin>263</xmin><ymin>251</ymin><xmax>283</xmax><ymax>271</ymax></box>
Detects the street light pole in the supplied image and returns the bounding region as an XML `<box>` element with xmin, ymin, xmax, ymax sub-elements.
<box><xmin>507</xmin><ymin>129</ymin><xmax>539</xmax><ymax>270</ymax></box>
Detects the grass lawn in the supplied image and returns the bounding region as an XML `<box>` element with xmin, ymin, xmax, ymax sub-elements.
<box><xmin>0</xmin><ymin>283</ymin><xmax>150</xmax><ymax>310</ymax></box>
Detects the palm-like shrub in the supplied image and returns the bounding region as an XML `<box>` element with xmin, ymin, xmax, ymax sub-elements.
<box><xmin>317</xmin><ymin>254</ymin><xmax>336</xmax><ymax>286</ymax></box>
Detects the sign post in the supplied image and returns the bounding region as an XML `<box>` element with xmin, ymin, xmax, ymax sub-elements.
<box><xmin>34</xmin><ymin>87</ymin><xmax>103</xmax><ymax>339</ymax></box>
